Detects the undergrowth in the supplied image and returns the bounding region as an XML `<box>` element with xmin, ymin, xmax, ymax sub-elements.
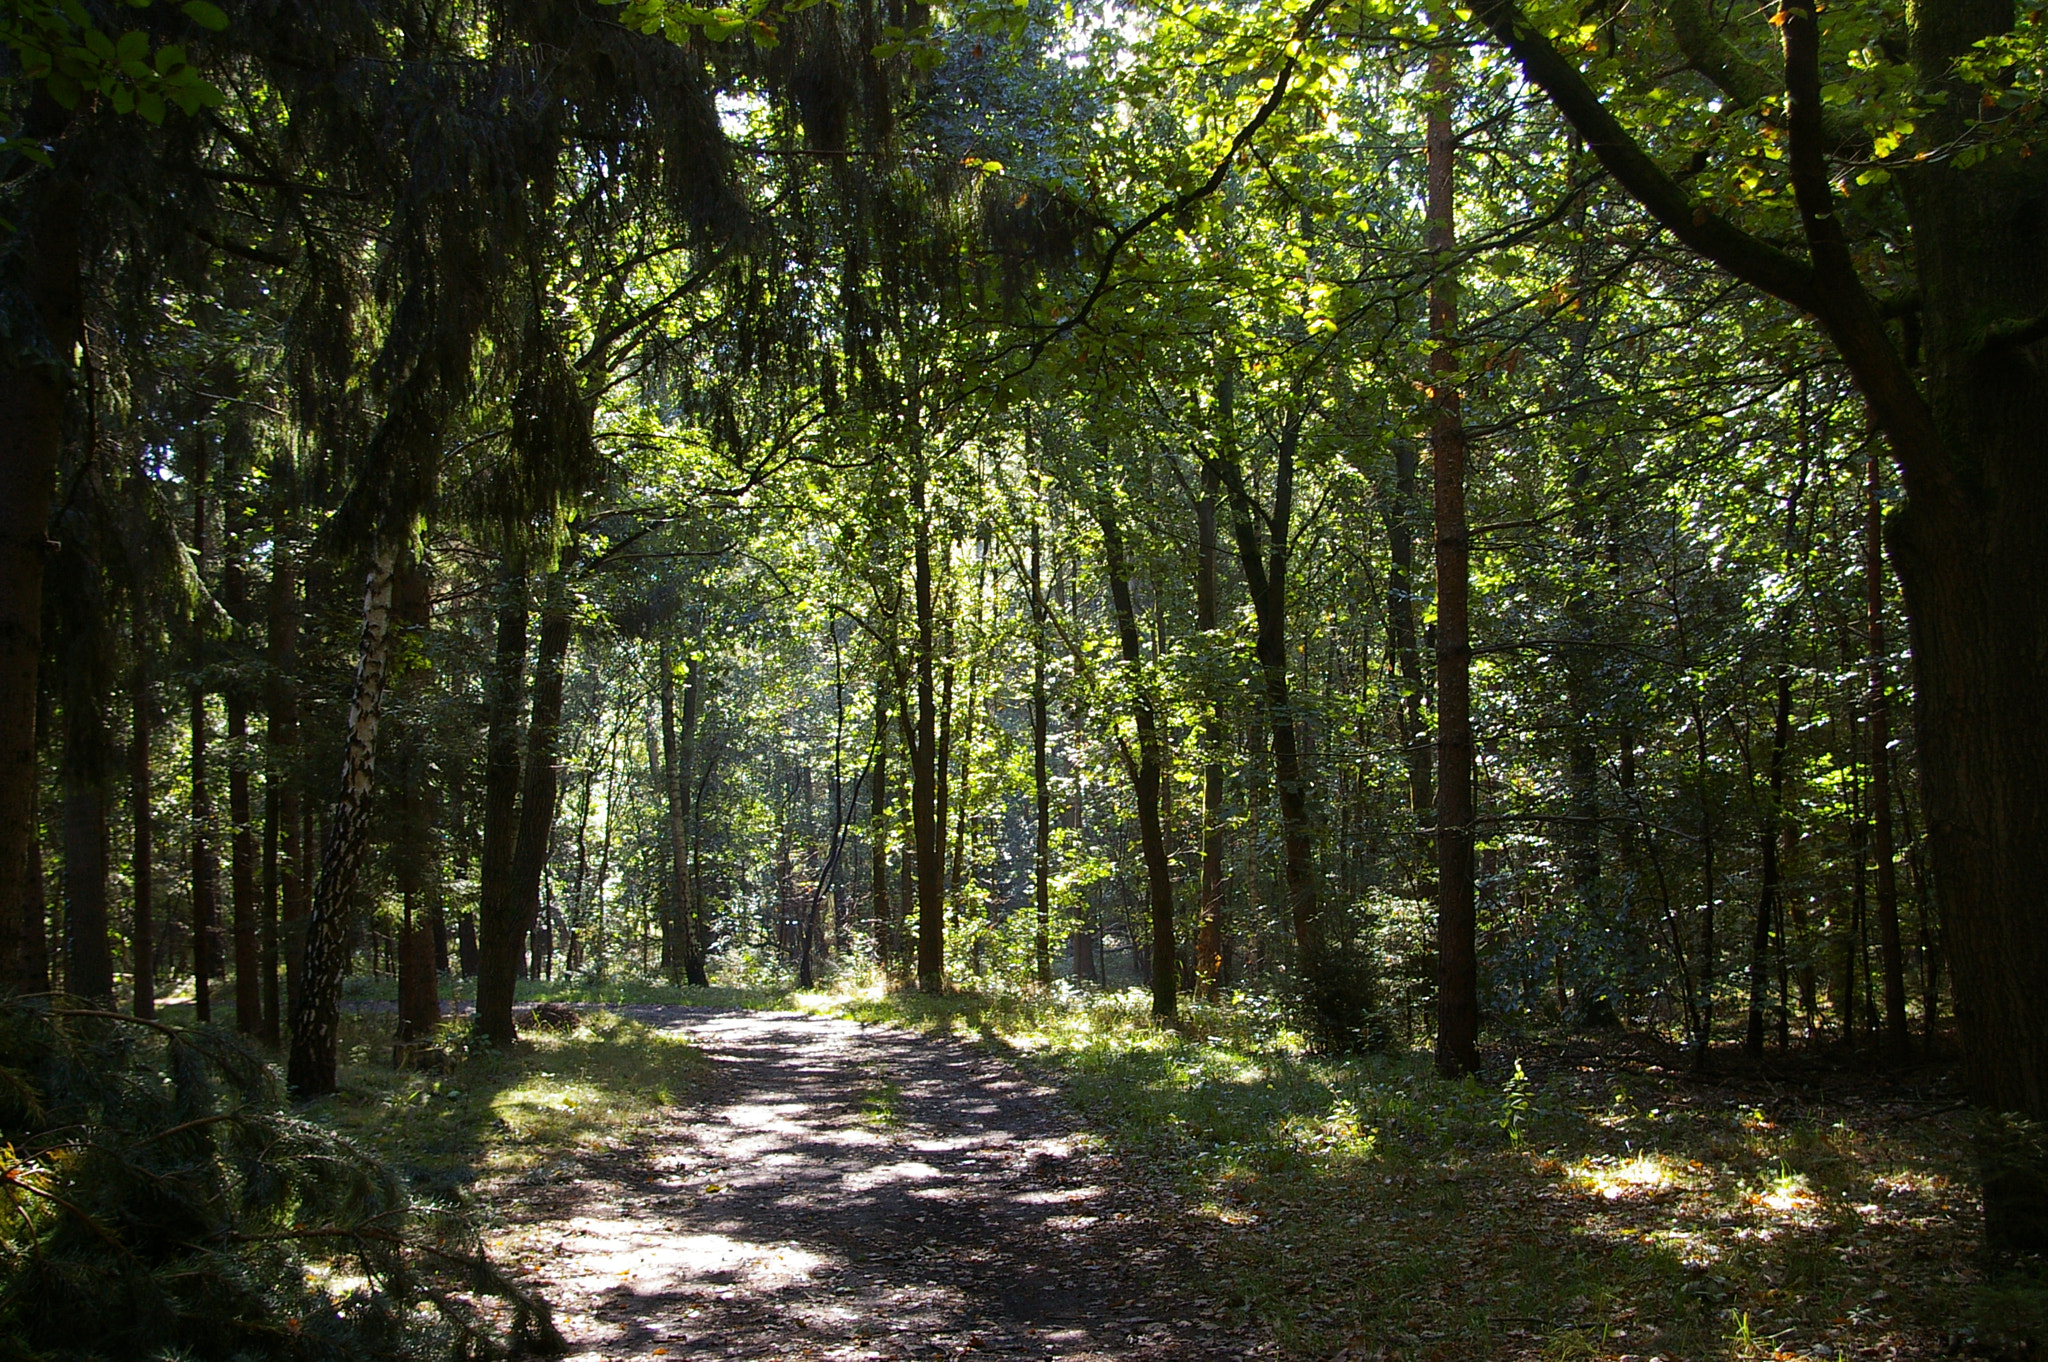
<box><xmin>335</xmin><ymin>974</ymin><xmax>793</xmax><ymax>1011</ymax></box>
<box><xmin>825</xmin><ymin>984</ymin><xmax>2013</xmax><ymax>1361</ymax></box>
<box><xmin>0</xmin><ymin>997</ymin><xmax>559</xmax><ymax>1362</ymax></box>
<box><xmin>309</xmin><ymin>1008</ymin><xmax>715</xmax><ymax>1193</ymax></box>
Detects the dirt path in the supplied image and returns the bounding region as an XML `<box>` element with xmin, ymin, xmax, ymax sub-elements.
<box><xmin>488</xmin><ymin>1009</ymin><xmax>1268</xmax><ymax>1361</ymax></box>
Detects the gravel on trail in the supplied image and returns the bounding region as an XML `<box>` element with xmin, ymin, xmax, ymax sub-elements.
<box><xmin>474</xmin><ymin>1008</ymin><xmax>1271</xmax><ymax>1361</ymax></box>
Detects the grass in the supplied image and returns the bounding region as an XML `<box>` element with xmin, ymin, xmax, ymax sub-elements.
<box><xmin>818</xmin><ymin>984</ymin><xmax>2027</xmax><ymax>1362</ymax></box>
<box><xmin>282</xmin><ymin>1006</ymin><xmax>715</xmax><ymax>1203</ymax></box>
<box><xmin>336</xmin><ymin>972</ymin><xmax>795</xmax><ymax>1010</ymax></box>
<box><xmin>147</xmin><ymin>973</ymin><xmax>787</xmax><ymax>1203</ymax></box>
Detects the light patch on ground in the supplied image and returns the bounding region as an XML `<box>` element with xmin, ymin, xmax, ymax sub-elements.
<box><xmin>519</xmin><ymin>1217</ymin><xmax>830</xmax><ymax>1294</ymax></box>
<box><xmin>1011</xmin><ymin>1185</ymin><xmax>1103</xmax><ymax>1205</ymax></box>
<box><xmin>1569</xmin><ymin>1151</ymin><xmax>1688</xmax><ymax>1200</ymax></box>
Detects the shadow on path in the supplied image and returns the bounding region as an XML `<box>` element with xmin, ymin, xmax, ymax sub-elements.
<box><xmin>492</xmin><ymin>1009</ymin><xmax>1262</xmax><ymax>1361</ymax></box>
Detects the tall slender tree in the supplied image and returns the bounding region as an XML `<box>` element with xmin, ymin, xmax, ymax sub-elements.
<box><xmin>1426</xmin><ymin>50</ymin><xmax>1478</xmax><ymax>1079</ymax></box>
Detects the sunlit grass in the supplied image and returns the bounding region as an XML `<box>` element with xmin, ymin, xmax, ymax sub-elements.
<box><xmin>311</xmin><ymin>1008</ymin><xmax>711</xmax><ymax>1185</ymax></box>
<box><xmin>814</xmin><ymin>984</ymin><xmax>1994</xmax><ymax>1361</ymax></box>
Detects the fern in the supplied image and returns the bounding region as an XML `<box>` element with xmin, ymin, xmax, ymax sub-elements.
<box><xmin>0</xmin><ymin>997</ymin><xmax>561</xmax><ymax>1361</ymax></box>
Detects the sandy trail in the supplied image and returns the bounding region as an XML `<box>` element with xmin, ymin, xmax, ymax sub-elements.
<box><xmin>485</xmin><ymin>1008</ymin><xmax>1266</xmax><ymax>1361</ymax></box>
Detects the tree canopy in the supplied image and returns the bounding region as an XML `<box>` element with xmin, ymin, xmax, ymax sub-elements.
<box><xmin>4</xmin><ymin>0</ymin><xmax>2046</xmax><ymax>1287</ymax></box>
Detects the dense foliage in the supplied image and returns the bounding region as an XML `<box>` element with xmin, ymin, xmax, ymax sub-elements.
<box><xmin>3</xmin><ymin>0</ymin><xmax>2045</xmax><ymax>1282</ymax></box>
<box><xmin>0</xmin><ymin>998</ymin><xmax>558</xmax><ymax>1360</ymax></box>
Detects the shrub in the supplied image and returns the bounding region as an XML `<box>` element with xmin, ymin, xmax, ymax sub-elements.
<box><xmin>0</xmin><ymin>997</ymin><xmax>560</xmax><ymax>1361</ymax></box>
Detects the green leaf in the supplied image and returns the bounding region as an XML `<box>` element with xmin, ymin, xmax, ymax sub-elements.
<box><xmin>181</xmin><ymin>0</ymin><xmax>229</xmax><ymax>30</ymax></box>
<box><xmin>137</xmin><ymin>89</ymin><xmax>165</xmax><ymax>122</ymax></box>
<box><xmin>46</xmin><ymin>71</ymin><xmax>81</xmax><ymax>108</ymax></box>
<box><xmin>155</xmin><ymin>43</ymin><xmax>186</xmax><ymax>73</ymax></box>
<box><xmin>115</xmin><ymin>28</ymin><xmax>148</xmax><ymax>59</ymax></box>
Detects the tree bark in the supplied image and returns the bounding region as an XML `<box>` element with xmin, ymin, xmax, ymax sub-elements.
<box><xmin>474</xmin><ymin>564</ymin><xmax>531</xmax><ymax>1047</ymax></box>
<box><xmin>911</xmin><ymin>431</ymin><xmax>944</xmax><ymax>993</ymax></box>
<box><xmin>60</xmin><ymin>669</ymin><xmax>113</xmax><ymax>1004</ymax></box>
<box><xmin>1866</xmin><ymin>450</ymin><xmax>1908</xmax><ymax>1058</ymax></box>
<box><xmin>265</xmin><ymin>524</ymin><xmax>300</xmax><ymax>1044</ymax></box>
<box><xmin>0</xmin><ymin>140</ymin><xmax>78</xmax><ymax>994</ymax></box>
<box><xmin>1214</xmin><ymin>405</ymin><xmax>1348</xmax><ymax>1042</ymax></box>
<box><xmin>225</xmin><ymin>549</ymin><xmax>260</xmax><ymax>1035</ymax></box>
<box><xmin>1031</xmin><ymin>512</ymin><xmax>1054</xmax><ymax>988</ymax></box>
<box><xmin>19</xmin><ymin>783</ymin><xmax>47</xmax><ymax>994</ymax></box>
<box><xmin>1195</xmin><ymin>375</ymin><xmax>1229</xmax><ymax>998</ymax></box>
<box><xmin>130</xmin><ymin>612</ymin><xmax>155</xmax><ymax>1018</ymax></box>
<box><xmin>510</xmin><ymin>576</ymin><xmax>573</xmax><ymax>957</ymax></box>
<box><xmin>1383</xmin><ymin>438</ymin><xmax>1433</xmax><ymax>827</ymax></box>
<box><xmin>285</xmin><ymin>543</ymin><xmax>401</xmax><ymax>1096</ymax></box>
<box><xmin>52</xmin><ymin>499</ymin><xmax>113</xmax><ymax>1005</ymax></box>
<box><xmin>947</xmin><ymin>650</ymin><xmax>979</xmax><ymax>905</ymax></box>
<box><xmin>662</xmin><ymin>635</ymin><xmax>709</xmax><ymax>988</ymax></box>
<box><xmin>871</xmin><ymin>673</ymin><xmax>893</xmax><ymax>974</ymax></box>
<box><xmin>1099</xmin><ymin>496</ymin><xmax>1176</xmax><ymax>1021</ymax></box>
<box><xmin>386</xmin><ymin>562</ymin><xmax>437</xmax><ymax>1050</ymax></box>
<box><xmin>396</xmin><ymin>890</ymin><xmax>440</xmax><ymax>1050</ymax></box>
<box><xmin>190</xmin><ymin>440</ymin><xmax>218</xmax><ymax>1025</ymax></box>
<box><xmin>1427</xmin><ymin>52</ymin><xmax>1479</xmax><ymax>1079</ymax></box>
<box><xmin>1746</xmin><ymin>672</ymin><xmax>1795</xmax><ymax>1057</ymax></box>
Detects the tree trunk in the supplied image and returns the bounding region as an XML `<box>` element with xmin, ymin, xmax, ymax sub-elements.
<box><xmin>1383</xmin><ymin>438</ymin><xmax>1433</xmax><ymax>826</ymax></box>
<box><xmin>911</xmin><ymin>444</ymin><xmax>945</xmax><ymax>993</ymax></box>
<box><xmin>1427</xmin><ymin>52</ymin><xmax>1479</xmax><ymax>1078</ymax></box>
<box><xmin>265</xmin><ymin>530</ymin><xmax>299</xmax><ymax>1044</ymax></box>
<box><xmin>52</xmin><ymin>503</ymin><xmax>113</xmax><ymax>1005</ymax></box>
<box><xmin>1031</xmin><ymin>514</ymin><xmax>1054</xmax><ymax>988</ymax></box>
<box><xmin>662</xmin><ymin>636</ymin><xmax>709</xmax><ymax>988</ymax></box>
<box><xmin>1194</xmin><ymin>379</ymin><xmax>1228</xmax><ymax>999</ymax></box>
<box><xmin>226</xmin><ymin>547</ymin><xmax>260</xmax><ymax>1034</ymax></box>
<box><xmin>1099</xmin><ymin>498</ymin><xmax>1176</xmax><ymax>1021</ymax></box>
<box><xmin>20</xmin><ymin>783</ymin><xmax>47</xmax><ymax>994</ymax></box>
<box><xmin>509</xmin><ymin>578</ymin><xmax>572</xmax><ymax>960</ymax></box>
<box><xmin>130</xmin><ymin>620</ymin><xmax>154</xmax><ymax>1018</ymax></box>
<box><xmin>0</xmin><ymin>144</ymin><xmax>78</xmax><ymax>994</ymax></box>
<box><xmin>1215</xmin><ymin>406</ymin><xmax>1348</xmax><ymax>1043</ymax></box>
<box><xmin>947</xmin><ymin>650</ymin><xmax>979</xmax><ymax>904</ymax></box>
<box><xmin>1694</xmin><ymin>692</ymin><xmax>1717</xmax><ymax>1066</ymax></box>
<box><xmin>872</xmin><ymin>673</ymin><xmax>893</xmax><ymax>974</ymax></box>
<box><xmin>190</xmin><ymin>431</ymin><xmax>220</xmax><ymax>1022</ymax></box>
<box><xmin>261</xmin><ymin>784</ymin><xmax>279</xmax><ymax>1043</ymax></box>
<box><xmin>1473</xmin><ymin>0</ymin><xmax>2048</xmax><ymax>1250</ymax></box>
<box><xmin>285</xmin><ymin>543</ymin><xmax>401</xmax><ymax>1096</ymax></box>
<box><xmin>1866</xmin><ymin>450</ymin><xmax>1908</xmax><ymax>1058</ymax></box>
<box><xmin>1746</xmin><ymin>672</ymin><xmax>1795</xmax><ymax>1057</ymax></box>
<box><xmin>61</xmin><ymin>666</ymin><xmax>113</xmax><ymax>1003</ymax></box>
<box><xmin>226</xmin><ymin>688</ymin><xmax>257</xmax><ymax>1030</ymax></box>
<box><xmin>1891</xmin><ymin>472</ymin><xmax>2048</xmax><ymax>1247</ymax></box>
<box><xmin>395</xmin><ymin>890</ymin><xmax>440</xmax><ymax>1052</ymax></box>
<box><xmin>474</xmin><ymin>565</ymin><xmax>531</xmax><ymax>1048</ymax></box>
<box><xmin>935</xmin><ymin>653</ymin><xmax>954</xmax><ymax>926</ymax></box>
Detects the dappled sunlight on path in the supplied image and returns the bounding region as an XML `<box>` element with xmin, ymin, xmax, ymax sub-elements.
<box><xmin>490</xmin><ymin>1010</ymin><xmax>1259</xmax><ymax>1361</ymax></box>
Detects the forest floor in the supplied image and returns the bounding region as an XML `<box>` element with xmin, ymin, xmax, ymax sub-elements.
<box><xmin>306</xmin><ymin>985</ymin><xmax>2046</xmax><ymax>1362</ymax></box>
<box><xmin>318</xmin><ymin>998</ymin><xmax>1262</xmax><ymax>1361</ymax></box>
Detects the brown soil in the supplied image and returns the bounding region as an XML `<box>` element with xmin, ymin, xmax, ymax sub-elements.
<box><xmin>484</xmin><ymin>1009</ymin><xmax>1267</xmax><ymax>1361</ymax></box>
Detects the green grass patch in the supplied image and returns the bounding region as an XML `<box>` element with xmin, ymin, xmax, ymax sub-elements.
<box><xmin>822</xmin><ymin>984</ymin><xmax>1986</xmax><ymax>1361</ymax></box>
<box><xmin>303</xmin><ymin>1008</ymin><xmax>713</xmax><ymax>1195</ymax></box>
<box><xmin>337</xmin><ymin>973</ymin><xmax>795</xmax><ymax>1010</ymax></box>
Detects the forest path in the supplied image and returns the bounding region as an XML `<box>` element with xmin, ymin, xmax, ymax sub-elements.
<box><xmin>490</xmin><ymin>1009</ymin><xmax>1266</xmax><ymax>1362</ymax></box>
